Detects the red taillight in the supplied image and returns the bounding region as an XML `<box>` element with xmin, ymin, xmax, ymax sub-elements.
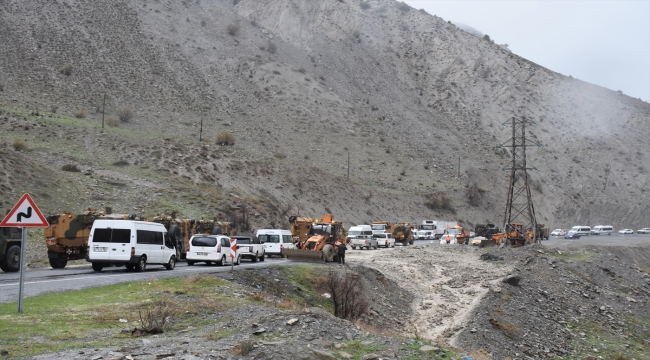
<box><xmin>45</xmin><ymin>237</ymin><xmax>56</xmax><ymax>245</ymax></box>
<box><xmin>131</xmin><ymin>247</ymin><xmax>135</xmax><ymax>256</ymax></box>
<box><xmin>217</xmin><ymin>244</ymin><xmax>221</xmax><ymax>252</ymax></box>
<box><xmin>280</xmin><ymin>244</ymin><xmax>283</xmax><ymax>249</ymax></box>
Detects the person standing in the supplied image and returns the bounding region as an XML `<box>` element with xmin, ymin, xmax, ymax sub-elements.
<box><xmin>337</xmin><ymin>241</ymin><xmax>347</xmax><ymax>264</ymax></box>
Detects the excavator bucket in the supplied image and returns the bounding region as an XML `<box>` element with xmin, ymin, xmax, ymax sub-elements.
<box><xmin>281</xmin><ymin>248</ymin><xmax>325</xmax><ymax>261</ymax></box>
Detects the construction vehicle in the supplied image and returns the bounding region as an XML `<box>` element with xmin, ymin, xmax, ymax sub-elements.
<box><xmin>282</xmin><ymin>214</ymin><xmax>347</xmax><ymax>262</ymax></box>
<box><xmin>534</xmin><ymin>224</ymin><xmax>550</xmax><ymax>241</ymax></box>
<box><xmin>44</xmin><ymin>208</ymin><xmax>139</xmax><ymax>269</ymax></box>
<box><xmin>474</xmin><ymin>223</ymin><xmax>500</xmax><ymax>240</ymax></box>
<box><xmin>443</xmin><ymin>225</ymin><xmax>471</xmax><ymax>245</ymax></box>
<box><xmin>490</xmin><ymin>223</ymin><xmax>534</xmax><ymax>246</ymax></box>
<box><xmin>151</xmin><ymin>215</ymin><xmax>233</xmax><ymax>260</ymax></box>
<box><xmin>1</xmin><ymin>226</ymin><xmax>23</xmax><ymax>272</ymax></box>
<box><xmin>372</xmin><ymin>221</ymin><xmax>414</xmax><ymax>245</ymax></box>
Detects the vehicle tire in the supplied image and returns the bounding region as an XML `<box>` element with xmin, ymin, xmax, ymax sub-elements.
<box><xmin>235</xmin><ymin>255</ymin><xmax>241</xmax><ymax>265</ymax></box>
<box><xmin>1</xmin><ymin>245</ymin><xmax>21</xmax><ymax>272</ymax></box>
<box><xmin>187</xmin><ymin>260</ymin><xmax>195</xmax><ymax>266</ymax></box>
<box><xmin>48</xmin><ymin>256</ymin><xmax>68</xmax><ymax>269</ymax></box>
<box><xmin>259</xmin><ymin>253</ymin><xmax>265</xmax><ymax>262</ymax></box>
<box><xmin>165</xmin><ymin>256</ymin><xmax>176</xmax><ymax>270</ymax></box>
<box><xmin>136</xmin><ymin>256</ymin><xmax>147</xmax><ymax>272</ymax></box>
<box><xmin>322</xmin><ymin>244</ymin><xmax>334</xmax><ymax>262</ymax></box>
<box><xmin>168</xmin><ymin>224</ymin><xmax>181</xmax><ymax>247</ymax></box>
<box><xmin>125</xmin><ymin>264</ymin><xmax>135</xmax><ymax>271</ymax></box>
<box><xmin>211</xmin><ymin>226</ymin><xmax>223</xmax><ymax>235</ymax></box>
<box><xmin>373</xmin><ymin>245</ymin><xmax>378</xmax><ymax>250</ymax></box>
<box><xmin>217</xmin><ymin>255</ymin><xmax>225</xmax><ymax>266</ymax></box>
<box><xmin>91</xmin><ymin>262</ymin><xmax>104</xmax><ymax>272</ymax></box>
<box><xmin>252</xmin><ymin>253</ymin><xmax>258</xmax><ymax>262</ymax></box>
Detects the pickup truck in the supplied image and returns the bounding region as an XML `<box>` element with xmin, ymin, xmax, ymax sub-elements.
<box><xmin>230</xmin><ymin>236</ymin><xmax>265</xmax><ymax>262</ymax></box>
<box><xmin>349</xmin><ymin>235</ymin><xmax>378</xmax><ymax>250</ymax></box>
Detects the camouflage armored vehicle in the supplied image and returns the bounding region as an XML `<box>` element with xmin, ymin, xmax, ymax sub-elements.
<box><xmin>1</xmin><ymin>226</ymin><xmax>23</xmax><ymax>272</ymax></box>
<box><xmin>150</xmin><ymin>215</ymin><xmax>233</xmax><ymax>260</ymax></box>
<box><xmin>44</xmin><ymin>208</ymin><xmax>138</xmax><ymax>268</ymax></box>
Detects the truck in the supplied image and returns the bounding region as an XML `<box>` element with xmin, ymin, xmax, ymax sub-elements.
<box><xmin>283</xmin><ymin>214</ymin><xmax>347</xmax><ymax>262</ymax></box>
<box><xmin>230</xmin><ymin>235</ymin><xmax>265</xmax><ymax>262</ymax></box>
<box><xmin>420</xmin><ymin>220</ymin><xmax>458</xmax><ymax>240</ymax></box>
<box><xmin>0</xmin><ymin>226</ymin><xmax>23</xmax><ymax>272</ymax></box>
<box><xmin>371</xmin><ymin>221</ymin><xmax>414</xmax><ymax>245</ymax></box>
<box><xmin>441</xmin><ymin>225</ymin><xmax>471</xmax><ymax>245</ymax></box>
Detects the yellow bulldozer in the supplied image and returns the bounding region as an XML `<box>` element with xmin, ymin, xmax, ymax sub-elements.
<box><xmin>282</xmin><ymin>214</ymin><xmax>347</xmax><ymax>262</ymax></box>
<box><xmin>490</xmin><ymin>223</ymin><xmax>534</xmax><ymax>246</ymax></box>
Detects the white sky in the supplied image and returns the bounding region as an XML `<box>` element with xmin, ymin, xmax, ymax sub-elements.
<box><xmin>404</xmin><ymin>0</ymin><xmax>650</xmax><ymax>102</ymax></box>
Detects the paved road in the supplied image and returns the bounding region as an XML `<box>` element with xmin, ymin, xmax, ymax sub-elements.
<box><xmin>0</xmin><ymin>257</ymin><xmax>292</xmax><ymax>303</ymax></box>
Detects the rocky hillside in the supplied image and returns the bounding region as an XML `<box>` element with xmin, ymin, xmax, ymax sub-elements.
<box><xmin>1</xmin><ymin>0</ymin><xmax>648</xmax><ymax>230</ymax></box>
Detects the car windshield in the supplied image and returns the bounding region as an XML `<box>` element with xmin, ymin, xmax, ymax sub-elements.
<box><xmin>348</xmin><ymin>230</ymin><xmax>363</xmax><ymax>236</ymax></box>
<box><xmin>447</xmin><ymin>228</ymin><xmax>461</xmax><ymax>235</ymax></box>
<box><xmin>258</xmin><ymin>234</ymin><xmax>280</xmax><ymax>243</ymax></box>
<box><xmin>371</xmin><ymin>224</ymin><xmax>386</xmax><ymax>231</ymax></box>
<box><xmin>420</xmin><ymin>225</ymin><xmax>435</xmax><ymax>230</ymax></box>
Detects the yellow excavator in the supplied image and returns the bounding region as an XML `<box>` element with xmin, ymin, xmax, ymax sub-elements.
<box><xmin>282</xmin><ymin>214</ymin><xmax>347</xmax><ymax>262</ymax></box>
<box><xmin>490</xmin><ymin>223</ymin><xmax>534</xmax><ymax>246</ymax></box>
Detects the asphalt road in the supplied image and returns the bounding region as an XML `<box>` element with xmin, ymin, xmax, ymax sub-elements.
<box><xmin>0</xmin><ymin>256</ymin><xmax>292</xmax><ymax>303</ymax></box>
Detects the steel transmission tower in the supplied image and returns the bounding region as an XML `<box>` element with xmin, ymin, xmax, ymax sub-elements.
<box><xmin>500</xmin><ymin>116</ymin><xmax>541</xmax><ymax>244</ymax></box>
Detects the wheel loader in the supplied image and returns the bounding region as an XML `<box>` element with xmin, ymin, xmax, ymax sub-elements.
<box><xmin>282</xmin><ymin>214</ymin><xmax>347</xmax><ymax>262</ymax></box>
<box><xmin>490</xmin><ymin>223</ymin><xmax>534</xmax><ymax>246</ymax></box>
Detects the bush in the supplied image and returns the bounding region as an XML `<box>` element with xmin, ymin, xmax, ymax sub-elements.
<box><xmin>324</xmin><ymin>270</ymin><xmax>368</xmax><ymax>320</ymax></box>
<box><xmin>227</xmin><ymin>23</ymin><xmax>240</xmax><ymax>36</ymax></box>
<box><xmin>215</xmin><ymin>130</ymin><xmax>236</xmax><ymax>146</ymax></box>
<box><xmin>425</xmin><ymin>194</ymin><xmax>454</xmax><ymax>212</ymax></box>
<box><xmin>483</xmin><ymin>34</ymin><xmax>491</xmax><ymax>41</ymax></box>
<box><xmin>466</xmin><ymin>183</ymin><xmax>480</xmax><ymax>206</ymax></box>
<box><xmin>360</xmin><ymin>2</ymin><xmax>371</xmax><ymax>10</ymax></box>
<box><xmin>12</xmin><ymin>138</ymin><xmax>27</xmax><ymax>151</ymax></box>
<box><xmin>273</xmin><ymin>152</ymin><xmax>286</xmax><ymax>159</ymax></box>
<box><xmin>398</xmin><ymin>3</ymin><xmax>411</xmax><ymax>12</ymax></box>
<box><xmin>75</xmin><ymin>109</ymin><xmax>87</xmax><ymax>119</ymax></box>
<box><xmin>106</xmin><ymin>116</ymin><xmax>120</xmax><ymax>127</ymax></box>
<box><xmin>59</xmin><ymin>64</ymin><xmax>73</xmax><ymax>76</ymax></box>
<box><xmin>112</xmin><ymin>160</ymin><xmax>130</xmax><ymax>166</ymax></box>
<box><xmin>117</xmin><ymin>108</ymin><xmax>134</xmax><ymax>123</ymax></box>
<box><xmin>61</xmin><ymin>164</ymin><xmax>81</xmax><ymax>172</ymax></box>
<box><xmin>267</xmin><ymin>41</ymin><xmax>277</xmax><ymax>54</ymax></box>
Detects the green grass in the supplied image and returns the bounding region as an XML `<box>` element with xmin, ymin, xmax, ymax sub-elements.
<box><xmin>561</xmin><ymin>317</ymin><xmax>650</xmax><ymax>360</ymax></box>
<box><xmin>339</xmin><ymin>340</ymin><xmax>386</xmax><ymax>360</ymax></box>
<box><xmin>398</xmin><ymin>339</ymin><xmax>457</xmax><ymax>360</ymax></box>
<box><xmin>548</xmin><ymin>250</ymin><xmax>597</xmax><ymax>262</ymax></box>
<box><xmin>0</xmin><ymin>275</ymin><xmax>233</xmax><ymax>357</ymax></box>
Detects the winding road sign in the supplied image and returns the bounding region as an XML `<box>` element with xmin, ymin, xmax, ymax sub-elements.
<box><xmin>0</xmin><ymin>193</ymin><xmax>49</xmax><ymax>228</ymax></box>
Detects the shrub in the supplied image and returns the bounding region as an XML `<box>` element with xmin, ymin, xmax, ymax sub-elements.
<box><xmin>75</xmin><ymin>109</ymin><xmax>87</xmax><ymax>119</ymax></box>
<box><xmin>61</xmin><ymin>164</ymin><xmax>81</xmax><ymax>172</ymax></box>
<box><xmin>227</xmin><ymin>23</ymin><xmax>240</xmax><ymax>36</ymax></box>
<box><xmin>324</xmin><ymin>270</ymin><xmax>368</xmax><ymax>320</ymax></box>
<box><xmin>215</xmin><ymin>130</ymin><xmax>236</xmax><ymax>146</ymax></box>
<box><xmin>59</xmin><ymin>64</ymin><xmax>73</xmax><ymax>76</ymax></box>
<box><xmin>118</xmin><ymin>108</ymin><xmax>134</xmax><ymax>123</ymax></box>
<box><xmin>398</xmin><ymin>3</ymin><xmax>411</xmax><ymax>12</ymax></box>
<box><xmin>136</xmin><ymin>300</ymin><xmax>178</xmax><ymax>333</ymax></box>
<box><xmin>360</xmin><ymin>2</ymin><xmax>371</xmax><ymax>10</ymax></box>
<box><xmin>466</xmin><ymin>183</ymin><xmax>480</xmax><ymax>206</ymax></box>
<box><xmin>106</xmin><ymin>116</ymin><xmax>120</xmax><ymax>127</ymax></box>
<box><xmin>12</xmin><ymin>138</ymin><xmax>27</xmax><ymax>151</ymax></box>
<box><xmin>50</xmin><ymin>105</ymin><xmax>58</xmax><ymax>113</ymax></box>
<box><xmin>483</xmin><ymin>34</ymin><xmax>491</xmax><ymax>41</ymax></box>
<box><xmin>267</xmin><ymin>41</ymin><xmax>277</xmax><ymax>54</ymax></box>
<box><xmin>273</xmin><ymin>152</ymin><xmax>286</xmax><ymax>159</ymax></box>
<box><xmin>112</xmin><ymin>160</ymin><xmax>130</xmax><ymax>166</ymax></box>
<box><xmin>425</xmin><ymin>194</ymin><xmax>454</xmax><ymax>212</ymax></box>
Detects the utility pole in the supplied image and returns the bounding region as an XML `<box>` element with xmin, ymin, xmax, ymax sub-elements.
<box><xmin>101</xmin><ymin>94</ymin><xmax>106</xmax><ymax>128</ymax></box>
<box><xmin>199</xmin><ymin>118</ymin><xmax>203</xmax><ymax>142</ymax></box>
<box><xmin>347</xmin><ymin>151</ymin><xmax>350</xmax><ymax>179</ymax></box>
<box><xmin>457</xmin><ymin>155</ymin><xmax>460</xmax><ymax>177</ymax></box>
<box><xmin>500</xmin><ymin>116</ymin><xmax>542</xmax><ymax>244</ymax></box>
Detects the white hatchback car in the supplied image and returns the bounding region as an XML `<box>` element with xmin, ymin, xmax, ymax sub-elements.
<box><xmin>637</xmin><ymin>228</ymin><xmax>650</xmax><ymax>234</ymax></box>
<box><xmin>618</xmin><ymin>229</ymin><xmax>634</xmax><ymax>234</ymax></box>
<box><xmin>550</xmin><ymin>229</ymin><xmax>566</xmax><ymax>236</ymax></box>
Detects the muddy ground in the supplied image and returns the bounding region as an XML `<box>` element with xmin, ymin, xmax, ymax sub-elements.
<box><xmin>21</xmin><ymin>242</ymin><xmax>650</xmax><ymax>360</ymax></box>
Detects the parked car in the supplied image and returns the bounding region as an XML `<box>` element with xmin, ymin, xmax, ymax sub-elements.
<box><xmin>373</xmin><ymin>233</ymin><xmax>395</xmax><ymax>248</ymax></box>
<box><xmin>349</xmin><ymin>235</ymin><xmax>378</xmax><ymax>250</ymax></box>
<box><xmin>551</xmin><ymin>229</ymin><xmax>566</xmax><ymax>236</ymax></box>
<box><xmin>564</xmin><ymin>231</ymin><xmax>580</xmax><ymax>239</ymax></box>
<box><xmin>618</xmin><ymin>229</ymin><xmax>634</xmax><ymax>234</ymax></box>
<box><xmin>186</xmin><ymin>234</ymin><xmax>241</xmax><ymax>266</ymax></box>
<box><xmin>637</xmin><ymin>228</ymin><xmax>650</xmax><ymax>234</ymax></box>
<box><xmin>230</xmin><ymin>236</ymin><xmax>265</xmax><ymax>262</ymax></box>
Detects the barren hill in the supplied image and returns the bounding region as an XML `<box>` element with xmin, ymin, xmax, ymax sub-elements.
<box><xmin>1</xmin><ymin>0</ymin><xmax>649</xmax><ymax>230</ymax></box>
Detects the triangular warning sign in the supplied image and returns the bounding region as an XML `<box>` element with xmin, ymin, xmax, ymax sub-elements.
<box><xmin>0</xmin><ymin>193</ymin><xmax>49</xmax><ymax>227</ymax></box>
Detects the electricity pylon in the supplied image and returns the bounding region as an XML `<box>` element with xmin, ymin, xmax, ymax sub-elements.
<box><xmin>499</xmin><ymin>116</ymin><xmax>542</xmax><ymax>245</ymax></box>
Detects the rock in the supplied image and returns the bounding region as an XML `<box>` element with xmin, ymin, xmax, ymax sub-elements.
<box><xmin>91</xmin><ymin>356</ymin><xmax>103</xmax><ymax>360</ymax></box>
<box><xmin>361</xmin><ymin>354</ymin><xmax>379</xmax><ymax>360</ymax></box>
<box><xmin>339</xmin><ymin>351</ymin><xmax>353</xmax><ymax>359</ymax></box>
<box><xmin>311</xmin><ymin>349</ymin><xmax>337</xmax><ymax>360</ymax></box>
<box><xmin>627</xmin><ymin>297</ymin><xmax>637</xmax><ymax>303</ymax></box>
<box><xmin>504</xmin><ymin>276</ymin><xmax>521</xmax><ymax>286</ymax></box>
<box><xmin>419</xmin><ymin>345</ymin><xmax>439</xmax><ymax>352</ymax></box>
<box><xmin>286</xmin><ymin>318</ymin><xmax>299</xmax><ymax>326</ymax></box>
<box><xmin>470</xmin><ymin>328</ymin><xmax>477</xmax><ymax>333</ymax></box>
<box><xmin>253</xmin><ymin>328</ymin><xmax>267</xmax><ymax>335</ymax></box>
<box><xmin>155</xmin><ymin>354</ymin><xmax>174</xmax><ymax>359</ymax></box>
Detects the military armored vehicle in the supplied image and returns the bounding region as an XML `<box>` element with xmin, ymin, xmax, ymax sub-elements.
<box><xmin>1</xmin><ymin>226</ymin><xmax>23</xmax><ymax>272</ymax></box>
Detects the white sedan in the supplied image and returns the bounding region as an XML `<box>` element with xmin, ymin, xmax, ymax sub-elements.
<box><xmin>618</xmin><ymin>229</ymin><xmax>634</xmax><ymax>234</ymax></box>
<box><xmin>637</xmin><ymin>228</ymin><xmax>650</xmax><ymax>234</ymax></box>
<box><xmin>550</xmin><ymin>229</ymin><xmax>566</xmax><ymax>236</ymax></box>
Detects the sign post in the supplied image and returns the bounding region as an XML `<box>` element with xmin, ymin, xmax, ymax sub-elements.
<box><xmin>0</xmin><ymin>193</ymin><xmax>50</xmax><ymax>313</ymax></box>
<box><xmin>230</xmin><ymin>238</ymin><xmax>237</xmax><ymax>271</ymax></box>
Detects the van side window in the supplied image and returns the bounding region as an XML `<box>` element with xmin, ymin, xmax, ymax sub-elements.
<box><xmin>161</xmin><ymin>232</ymin><xmax>173</xmax><ymax>248</ymax></box>
<box><xmin>112</xmin><ymin>229</ymin><xmax>131</xmax><ymax>243</ymax></box>
<box><xmin>258</xmin><ymin>235</ymin><xmax>268</xmax><ymax>243</ymax></box>
<box><xmin>93</xmin><ymin>228</ymin><xmax>112</xmax><ymax>243</ymax></box>
<box><xmin>221</xmin><ymin>238</ymin><xmax>231</xmax><ymax>247</ymax></box>
<box><xmin>137</xmin><ymin>230</ymin><xmax>153</xmax><ymax>244</ymax></box>
<box><xmin>152</xmin><ymin>231</ymin><xmax>163</xmax><ymax>245</ymax></box>
<box><xmin>283</xmin><ymin>235</ymin><xmax>292</xmax><ymax>243</ymax></box>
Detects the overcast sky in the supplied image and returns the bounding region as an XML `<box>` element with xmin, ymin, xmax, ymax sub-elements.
<box><xmin>404</xmin><ymin>0</ymin><xmax>650</xmax><ymax>102</ymax></box>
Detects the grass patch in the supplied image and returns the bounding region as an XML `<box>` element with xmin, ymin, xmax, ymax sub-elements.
<box><xmin>340</xmin><ymin>339</ymin><xmax>386</xmax><ymax>359</ymax></box>
<box><xmin>549</xmin><ymin>250</ymin><xmax>597</xmax><ymax>262</ymax></box>
<box><xmin>206</xmin><ymin>327</ymin><xmax>239</xmax><ymax>341</ymax></box>
<box><xmin>567</xmin><ymin>317</ymin><xmax>650</xmax><ymax>359</ymax></box>
<box><xmin>0</xmin><ymin>276</ymin><xmax>232</xmax><ymax>357</ymax></box>
<box><xmin>399</xmin><ymin>339</ymin><xmax>457</xmax><ymax>360</ymax></box>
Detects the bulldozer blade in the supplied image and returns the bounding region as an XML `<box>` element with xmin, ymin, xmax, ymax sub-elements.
<box><xmin>281</xmin><ymin>248</ymin><xmax>324</xmax><ymax>262</ymax></box>
<box><xmin>480</xmin><ymin>239</ymin><xmax>495</xmax><ymax>247</ymax></box>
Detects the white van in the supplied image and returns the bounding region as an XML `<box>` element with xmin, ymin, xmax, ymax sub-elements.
<box><xmin>346</xmin><ymin>225</ymin><xmax>373</xmax><ymax>241</ymax></box>
<box><xmin>256</xmin><ymin>229</ymin><xmax>294</xmax><ymax>257</ymax></box>
<box><xmin>186</xmin><ymin>234</ymin><xmax>240</xmax><ymax>266</ymax></box>
<box><xmin>591</xmin><ymin>225</ymin><xmax>613</xmax><ymax>235</ymax></box>
<box><xmin>569</xmin><ymin>226</ymin><xmax>591</xmax><ymax>236</ymax></box>
<box><xmin>87</xmin><ymin>220</ymin><xmax>175</xmax><ymax>272</ymax></box>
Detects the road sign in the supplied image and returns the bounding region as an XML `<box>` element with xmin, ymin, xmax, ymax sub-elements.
<box><xmin>0</xmin><ymin>193</ymin><xmax>49</xmax><ymax>228</ymax></box>
<box><xmin>230</xmin><ymin>238</ymin><xmax>237</xmax><ymax>258</ymax></box>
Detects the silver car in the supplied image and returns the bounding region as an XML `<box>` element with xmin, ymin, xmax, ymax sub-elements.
<box><xmin>349</xmin><ymin>235</ymin><xmax>378</xmax><ymax>250</ymax></box>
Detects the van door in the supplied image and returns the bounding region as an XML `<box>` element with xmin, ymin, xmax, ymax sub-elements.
<box><xmin>162</xmin><ymin>231</ymin><xmax>174</xmax><ymax>261</ymax></box>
